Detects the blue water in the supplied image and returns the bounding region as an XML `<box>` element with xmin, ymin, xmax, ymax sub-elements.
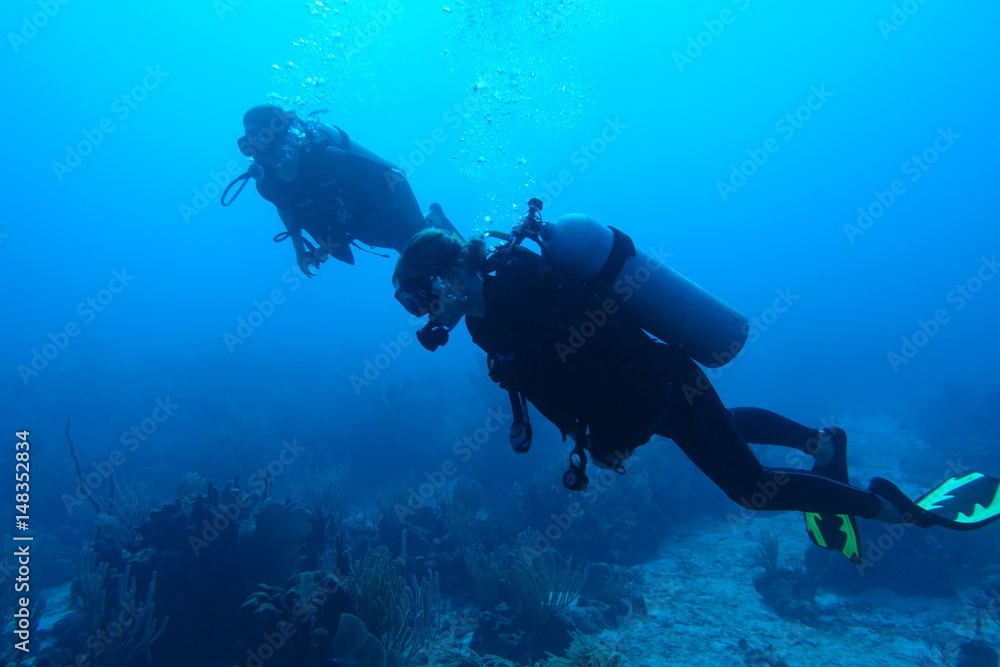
<box><xmin>3</xmin><ymin>1</ymin><xmax>1000</xmax><ymax>665</ymax></box>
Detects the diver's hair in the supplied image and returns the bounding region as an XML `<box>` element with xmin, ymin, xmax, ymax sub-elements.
<box><xmin>242</xmin><ymin>104</ymin><xmax>297</xmax><ymax>133</ymax></box>
<box><xmin>459</xmin><ymin>237</ymin><xmax>488</xmax><ymax>276</ymax></box>
<box><xmin>393</xmin><ymin>231</ymin><xmax>491</xmax><ymax>289</ymax></box>
<box><xmin>394</xmin><ymin>229</ymin><xmax>462</xmax><ymax>288</ymax></box>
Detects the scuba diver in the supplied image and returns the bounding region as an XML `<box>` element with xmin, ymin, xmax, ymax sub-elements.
<box><xmin>391</xmin><ymin>199</ymin><xmax>1000</xmax><ymax>563</ymax></box>
<box><xmin>223</xmin><ymin>104</ymin><xmax>459</xmax><ymax>276</ymax></box>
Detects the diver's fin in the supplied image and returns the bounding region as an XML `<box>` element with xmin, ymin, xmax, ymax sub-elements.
<box><xmin>871</xmin><ymin>473</ymin><xmax>1000</xmax><ymax>531</ymax></box>
<box><xmin>425</xmin><ymin>202</ymin><xmax>463</xmax><ymax>240</ymax></box>
<box><xmin>327</xmin><ymin>239</ymin><xmax>355</xmax><ymax>265</ymax></box>
<box><xmin>803</xmin><ymin>427</ymin><xmax>861</xmax><ymax>562</ymax></box>
<box><xmin>804</xmin><ymin>512</ymin><xmax>862</xmax><ymax>563</ymax></box>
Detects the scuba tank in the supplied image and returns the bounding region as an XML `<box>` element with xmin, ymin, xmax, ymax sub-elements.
<box><xmin>508</xmin><ymin>199</ymin><xmax>748</xmax><ymax>368</ymax></box>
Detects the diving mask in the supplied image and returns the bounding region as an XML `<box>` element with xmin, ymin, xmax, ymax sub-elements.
<box><xmin>396</xmin><ymin>276</ymin><xmax>466</xmax><ymax>317</ymax></box>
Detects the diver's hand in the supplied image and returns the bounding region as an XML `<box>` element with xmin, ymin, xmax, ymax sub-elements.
<box><xmin>298</xmin><ymin>254</ymin><xmax>318</xmax><ymax>277</ymax></box>
<box><xmin>290</xmin><ymin>233</ymin><xmax>329</xmax><ymax>277</ymax></box>
<box><xmin>296</xmin><ymin>247</ymin><xmax>329</xmax><ymax>277</ymax></box>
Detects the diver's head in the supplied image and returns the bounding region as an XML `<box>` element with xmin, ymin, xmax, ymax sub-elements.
<box><xmin>237</xmin><ymin>105</ymin><xmax>298</xmax><ymax>161</ymax></box>
<box><xmin>393</xmin><ymin>229</ymin><xmax>486</xmax><ymax>335</ymax></box>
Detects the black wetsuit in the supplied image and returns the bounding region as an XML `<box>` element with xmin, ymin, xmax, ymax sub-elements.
<box><xmin>255</xmin><ymin>124</ymin><xmax>428</xmax><ymax>263</ymax></box>
<box><xmin>467</xmin><ymin>246</ymin><xmax>882</xmax><ymax>518</ymax></box>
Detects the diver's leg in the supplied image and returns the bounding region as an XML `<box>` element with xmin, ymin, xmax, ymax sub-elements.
<box><xmin>730</xmin><ymin>406</ymin><xmax>847</xmax><ymax>479</ymax></box>
<box><xmin>657</xmin><ymin>356</ymin><xmax>880</xmax><ymax>517</ymax></box>
<box><xmin>729</xmin><ymin>407</ymin><xmax>821</xmax><ymax>452</ymax></box>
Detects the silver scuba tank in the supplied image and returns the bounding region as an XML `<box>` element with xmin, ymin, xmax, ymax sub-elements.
<box><xmin>536</xmin><ymin>213</ymin><xmax>748</xmax><ymax>368</ymax></box>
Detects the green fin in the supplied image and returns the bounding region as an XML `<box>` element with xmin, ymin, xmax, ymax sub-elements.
<box><xmin>804</xmin><ymin>512</ymin><xmax>862</xmax><ymax>563</ymax></box>
<box><xmin>915</xmin><ymin>472</ymin><xmax>1000</xmax><ymax>527</ymax></box>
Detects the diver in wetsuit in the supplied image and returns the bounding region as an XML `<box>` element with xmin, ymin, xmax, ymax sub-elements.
<box><xmin>225</xmin><ymin>105</ymin><xmax>458</xmax><ymax>276</ymax></box>
<box><xmin>391</xmin><ymin>219</ymin><xmax>1000</xmax><ymax>563</ymax></box>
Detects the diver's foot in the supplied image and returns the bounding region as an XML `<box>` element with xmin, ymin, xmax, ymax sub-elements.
<box><xmin>812</xmin><ymin>427</ymin><xmax>849</xmax><ymax>484</ymax></box>
<box><xmin>868</xmin><ymin>477</ymin><xmax>936</xmax><ymax>527</ymax></box>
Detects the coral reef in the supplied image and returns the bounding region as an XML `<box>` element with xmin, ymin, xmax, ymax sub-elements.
<box><xmin>73</xmin><ymin>547</ymin><xmax>168</xmax><ymax>667</ymax></box>
<box><xmin>349</xmin><ymin>545</ymin><xmax>442</xmax><ymax>665</ymax></box>
<box><xmin>510</xmin><ymin>553</ymin><xmax>588</xmax><ymax>625</ymax></box>
<box><xmin>239</xmin><ymin>501</ymin><xmax>313</xmax><ymax>587</ymax></box>
<box><xmin>749</xmin><ymin>531</ymin><xmax>817</xmax><ymax>621</ymax></box>
<box><xmin>237</xmin><ymin>571</ymin><xmax>351</xmax><ymax>666</ymax></box>
<box><xmin>330</xmin><ymin>612</ymin><xmax>388</xmax><ymax>666</ymax></box>
<box><xmin>440</xmin><ymin>629</ymin><xmax>628</xmax><ymax>667</ymax></box>
<box><xmin>292</xmin><ymin>462</ymin><xmax>351</xmax><ymax>520</ymax></box>
<box><xmin>39</xmin><ymin>412</ymin><xmax>1000</xmax><ymax>667</ymax></box>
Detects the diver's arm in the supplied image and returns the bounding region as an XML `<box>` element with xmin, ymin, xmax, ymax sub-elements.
<box><xmin>277</xmin><ymin>207</ymin><xmax>300</xmax><ymax>233</ymax></box>
<box><xmin>278</xmin><ymin>208</ymin><xmax>326</xmax><ymax>277</ymax></box>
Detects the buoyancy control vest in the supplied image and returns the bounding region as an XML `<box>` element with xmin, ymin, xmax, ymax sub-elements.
<box><xmin>469</xmin><ymin>243</ymin><xmax>674</xmax><ymax>491</ymax></box>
